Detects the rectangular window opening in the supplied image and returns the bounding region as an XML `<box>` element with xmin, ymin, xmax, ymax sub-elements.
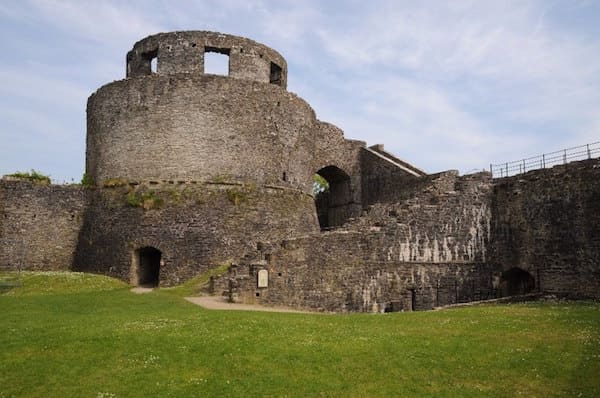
<box><xmin>204</xmin><ymin>47</ymin><xmax>230</xmax><ymax>76</ymax></box>
<box><xmin>141</xmin><ymin>49</ymin><xmax>158</xmax><ymax>75</ymax></box>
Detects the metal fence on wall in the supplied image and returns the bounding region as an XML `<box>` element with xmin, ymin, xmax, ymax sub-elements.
<box><xmin>490</xmin><ymin>141</ymin><xmax>600</xmax><ymax>178</ymax></box>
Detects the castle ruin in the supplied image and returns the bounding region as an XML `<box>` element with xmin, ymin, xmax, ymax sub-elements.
<box><xmin>1</xmin><ymin>31</ymin><xmax>599</xmax><ymax>311</ymax></box>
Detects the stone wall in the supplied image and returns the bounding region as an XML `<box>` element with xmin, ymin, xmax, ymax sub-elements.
<box><xmin>490</xmin><ymin>159</ymin><xmax>600</xmax><ymax>298</ymax></box>
<box><xmin>3</xmin><ymin>30</ymin><xmax>598</xmax><ymax>311</ymax></box>
<box><xmin>0</xmin><ymin>179</ymin><xmax>87</xmax><ymax>271</ymax></box>
<box><xmin>126</xmin><ymin>31</ymin><xmax>287</xmax><ymax>88</ymax></box>
<box><xmin>226</xmin><ymin>171</ymin><xmax>495</xmax><ymax>312</ymax></box>
<box><xmin>361</xmin><ymin>148</ymin><xmax>447</xmax><ymax>206</ymax></box>
<box><xmin>349</xmin><ymin>171</ymin><xmax>492</xmax><ymax>263</ymax></box>
<box><xmin>73</xmin><ymin>182</ymin><xmax>318</xmax><ymax>286</ymax></box>
<box><xmin>227</xmin><ymin>232</ymin><xmax>490</xmax><ymax>312</ymax></box>
<box><xmin>87</xmin><ymin>74</ymin><xmax>317</xmax><ymax>190</ymax></box>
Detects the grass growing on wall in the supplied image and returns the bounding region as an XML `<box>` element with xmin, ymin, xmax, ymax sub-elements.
<box><xmin>0</xmin><ymin>272</ymin><xmax>598</xmax><ymax>397</ymax></box>
<box><xmin>4</xmin><ymin>169</ymin><xmax>51</xmax><ymax>185</ymax></box>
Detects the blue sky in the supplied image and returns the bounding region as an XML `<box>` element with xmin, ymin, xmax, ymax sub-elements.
<box><xmin>1</xmin><ymin>0</ymin><xmax>599</xmax><ymax>183</ymax></box>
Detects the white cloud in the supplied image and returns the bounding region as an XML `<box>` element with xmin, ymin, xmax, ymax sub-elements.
<box><xmin>302</xmin><ymin>1</ymin><xmax>600</xmax><ymax>171</ymax></box>
<box><xmin>27</xmin><ymin>0</ymin><xmax>164</xmax><ymax>45</ymax></box>
<box><xmin>0</xmin><ymin>67</ymin><xmax>89</xmax><ymax>111</ymax></box>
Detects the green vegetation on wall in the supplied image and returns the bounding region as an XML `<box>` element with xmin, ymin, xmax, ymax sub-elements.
<box><xmin>126</xmin><ymin>190</ymin><xmax>165</xmax><ymax>210</ymax></box>
<box><xmin>5</xmin><ymin>169</ymin><xmax>51</xmax><ymax>185</ymax></box>
<box><xmin>313</xmin><ymin>174</ymin><xmax>329</xmax><ymax>195</ymax></box>
<box><xmin>80</xmin><ymin>172</ymin><xmax>93</xmax><ymax>187</ymax></box>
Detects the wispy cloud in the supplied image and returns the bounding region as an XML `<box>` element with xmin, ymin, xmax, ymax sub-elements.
<box><xmin>304</xmin><ymin>0</ymin><xmax>600</xmax><ymax>170</ymax></box>
<box><xmin>27</xmin><ymin>0</ymin><xmax>164</xmax><ymax>45</ymax></box>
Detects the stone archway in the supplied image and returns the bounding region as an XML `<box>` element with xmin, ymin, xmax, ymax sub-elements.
<box><xmin>133</xmin><ymin>246</ymin><xmax>162</xmax><ymax>287</ymax></box>
<box><xmin>314</xmin><ymin>165</ymin><xmax>353</xmax><ymax>230</ymax></box>
<box><xmin>500</xmin><ymin>267</ymin><xmax>535</xmax><ymax>296</ymax></box>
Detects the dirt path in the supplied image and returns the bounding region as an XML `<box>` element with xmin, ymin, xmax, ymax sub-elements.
<box><xmin>130</xmin><ymin>287</ymin><xmax>154</xmax><ymax>294</ymax></box>
<box><xmin>184</xmin><ymin>295</ymin><xmax>314</xmax><ymax>314</ymax></box>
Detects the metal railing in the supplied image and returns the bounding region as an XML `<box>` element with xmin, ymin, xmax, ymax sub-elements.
<box><xmin>490</xmin><ymin>141</ymin><xmax>600</xmax><ymax>178</ymax></box>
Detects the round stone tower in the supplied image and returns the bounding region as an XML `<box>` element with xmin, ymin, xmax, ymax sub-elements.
<box><xmin>87</xmin><ymin>31</ymin><xmax>318</xmax><ymax>191</ymax></box>
<box><xmin>77</xmin><ymin>31</ymin><xmax>328</xmax><ymax>286</ymax></box>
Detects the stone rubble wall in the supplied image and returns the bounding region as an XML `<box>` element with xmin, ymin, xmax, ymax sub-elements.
<box><xmin>0</xmin><ymin>179</ymin><xmax>87</xmax><ymax>271</ymax></box>
<box><xmin>347</xmin><ymin>171</ymin><xmax>492</xmax><ymax>264</ymax></box>
<box><xmin>87</xmin><ymin>74</ymin><xmax>317</xmax><ymax>190</ymax></box>
<box><xmin>2</xmin><ymin>30</ymin><xmax>598</xmax><ymax>311</ymax></box>
<box><xmin>490</xmin><ymin>158</ymin><xmax>600</xmax><ymax>298</ymax></box>
<box><xmin>72</xmin><ymin>182</ymin><xmax>319</xmax><ymax>286</ymax></box>
<box><xmin>227</xmin><ymin>171</ymin><xmax>496</xmax><ymax>312</ymax></box>
<box><xmin>228</xmin><ymin>232</ymin><xmax>491</xmax><ymax>312</ymax></box>
<box><xmin>126</xmin><ymin>31</ymin><xmax>287</xmax><ymax>88</ymax></box>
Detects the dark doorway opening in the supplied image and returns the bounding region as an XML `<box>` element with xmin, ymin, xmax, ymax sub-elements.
<box><xmin>136</xmin><ymin>247</ymin><xmax>161</xmax><ymax>287</ymax></box>
<box><xmin>314</xmin><ymin>166</ymin><xmax>352</xmax><ymax>230</ymax></box>
<box><xmin>500</xmin><ymin>267</ymin><xmax>534</xmax><ymax>296</ymax></box>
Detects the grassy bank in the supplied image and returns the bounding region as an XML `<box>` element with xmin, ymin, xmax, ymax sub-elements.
<box><xmin>0</xmin><ymin>272</ymin><xmax>598</xmax><ymax>397</ymax></box>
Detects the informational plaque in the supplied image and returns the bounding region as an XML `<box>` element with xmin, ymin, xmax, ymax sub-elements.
<box><xmin>257</xmin><ymin>269</ymin><xmax>268</xmax><ymax>288</ymax></box>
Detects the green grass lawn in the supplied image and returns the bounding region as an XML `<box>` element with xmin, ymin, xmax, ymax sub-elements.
<box><xmin>1</xmin><ymin>272</ymin><xmax>598</xmax><ymax>397</ymax></box>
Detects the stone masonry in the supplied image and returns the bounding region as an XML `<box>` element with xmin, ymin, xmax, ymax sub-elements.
<box><xmin>1</xmin><ymin>31</ymin><xmax>598</xmax><ymax>311</ymax></box>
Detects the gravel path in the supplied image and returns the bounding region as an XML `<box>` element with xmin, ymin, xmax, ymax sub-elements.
<box><xmin>184</xmin><ymin>295</ymin><xmax>314</xmax><ymax>313</ymax></box>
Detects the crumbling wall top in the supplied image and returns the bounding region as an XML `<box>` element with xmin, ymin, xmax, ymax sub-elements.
<box><xmin>126</xmin><ymin>31</ymin><xmax>287</xmax><ymax>89</ymax></box>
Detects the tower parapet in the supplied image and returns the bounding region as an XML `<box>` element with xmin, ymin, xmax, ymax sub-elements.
<box><xmin>126</xmin><ymin>31</ymin><xmax>287</xmax><ymax>88</ymax></box>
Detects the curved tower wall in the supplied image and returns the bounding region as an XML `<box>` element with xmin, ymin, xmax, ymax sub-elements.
<box><xmin>87</xmin><ymin>75</ymin><xmax>316</xmax><ymax>193</ymax></box>
<box><xmin>79</xmin><ymin>32</ymin><xmax>322</xmax><ymax>285</ymax></box>
<box><xmin>87</xmin><ymin>31</ymin><xmax>318</xmax><ymax>194</ymax></box>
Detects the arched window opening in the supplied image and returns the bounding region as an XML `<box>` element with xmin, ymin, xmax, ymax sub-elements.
<box><xmin>134</xmin><ymin>246</ymin><xmax>162</xmax><ymax>287</ymax></box>
<box><xmin>500</xmin><ymin>267</ymin><xmax>534</xmax><ymax>297</ymax></box>
<box><xmin>314</xmin><ymin>166</ymin><xmax>352</xmax><ymax>230</ymax></box>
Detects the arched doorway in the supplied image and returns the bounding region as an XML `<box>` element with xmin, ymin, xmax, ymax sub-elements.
<box><xmin>314</xmin><ymin>165</ymin><xmax>353</xmax><ymax>230</ymax></box>
<box><xmin>134</xmin><ymin>246</ymin><xmax>162</xmax><ymax>287</ymax></box>
<box><xmin>500</xmin><ymin>267</ymin><xmax>534</xmax><ymax>296</ymax></box>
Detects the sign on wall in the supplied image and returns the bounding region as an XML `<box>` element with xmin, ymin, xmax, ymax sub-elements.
<box><xmin>257</xmin><ymin>269</ymin><xmax>268</xmax><ymax>288</ymax></box>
